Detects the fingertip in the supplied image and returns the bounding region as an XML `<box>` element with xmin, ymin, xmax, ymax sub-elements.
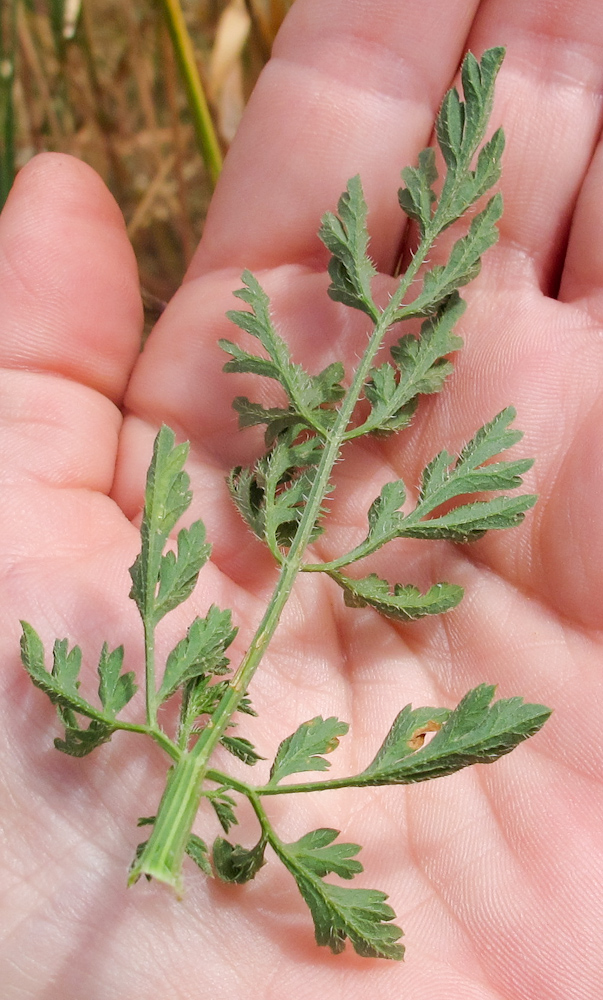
<box><xmin>7</xmin><ymin>152</ymin><xmax>123</xmax><ymax>225</ymax></box>
<box><xmin>0</xmin><ymin>153</ymin><xmax>143</xmax><ymax>402</ymax></box>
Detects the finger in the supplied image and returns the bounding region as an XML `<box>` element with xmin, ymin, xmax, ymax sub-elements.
<box><xmin>465</xmin><ymin>0</ymin><xmax>603</xmax><ymax>295</ymax></box>
<box><xmin>188</xmin><ymin>0</ymin><xmax>480</xmax><ymax>277</ymax></box>
<box><xmin>0</xmin><ymin>153</ymin><xmax>142</xmax><ymax>400</ymax></box>
<box><xmin>558</xmin><ymin>136</ymin><xmax>603</xmax><ymax>316</ymax></box>
<box><xmin>0</xmin><ymin>154</ymin><xmax>143</xmax><ymax>490</ymax></box>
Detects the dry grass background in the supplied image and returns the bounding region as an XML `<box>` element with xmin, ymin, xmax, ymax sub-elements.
<box><xmin>3</xmin><ymin>0</ymin><xmax>293</xmax><ymax>308</ymax></box>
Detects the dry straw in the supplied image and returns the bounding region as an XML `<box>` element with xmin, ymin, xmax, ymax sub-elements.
<box><xmin>6</xmin><ymin>0</ymin><xmax>292</xmax><ymax>305</ymax></box>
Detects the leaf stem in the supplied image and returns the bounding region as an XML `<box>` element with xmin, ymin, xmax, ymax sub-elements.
<box><xmin>128</xmin><ymin>749</ymin><xmax>204</xmax><ymax>891</ymax></box>
<box><xmin>206</xmin><ymin>767</ymin><xmax>357</xmax><ymax>796</ymax></box>
<box><xmin>143</xmin><ymin>618</ymin><xmax>158</xmax><ymax>729</ymax></box>
<box><xmin>303</xmin><ymin>548</ymin><xmax>380</xmax><ymax>574</ymax></box>
<box><xmin>111</xmin><ymin>719</ymin><xmax>181</xmax><ymax>762</ymax></box>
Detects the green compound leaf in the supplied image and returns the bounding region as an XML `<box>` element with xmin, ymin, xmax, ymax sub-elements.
<box><xmin>155</xmin><ymin>521</ymin><xmax>211</xmax><ymax>622</ymax></box>
<box><xmin>400</xmin><ymin>494</ymin><xmax>537</xmax><ymax>542</ymax></box>
<box><xmin>209</xmin><ymin>792</ymin><xmax>239</xmax><ymax>834</ymax></box>
<box><xmin>311</xmin><ymin>361</ymin><xmax>348</xmax><ymax>409</ymax></box>
<box><xmin>53</xmin><ymin>718</ymin><xmax>115</xmax><ymax>758</ymax></box>
<box><xmin>402</xmin><ymin>194</ymin><xmax>503</xmax><ymax>318</ymax></box>
<box><xmin>228</xmin><ymin>432</ymin><xmax>325</xmax><ymax>553</ymax></box>
<box><xmin>399</xmin><ymin>407</ymin><xmax>536</xmax><ymax>540</ymax></box>
<box><xmin>285</xmin><ymin>828</ymin><xmax>363</xmax><ymax>880</ymax></box>
<box><xmin>437</xmin><ymin>48</ymin><xmax>504</xmax><ymax>175</ymax></box>
<box><xmin>259</xmin><ymin>438</ymin><xmax>321</xmax><ymax>552</ymax></box>
<box><xmin>221</xmin><ymin>270</ymin><xmax>345</xmax><ymax>436</ymax></box>
<box><xmin>232</xmin><ymin>365</ymin><xmax>344</xmax><ymax>445</ymax></box>
<box><xmin>362</xmin><ymin>476</ymin><xmax>535</xmax><ymax>550</ymax></box>
<box><xmin>398</xmin><ymin>49</ymin><xmax>504</xmax><ymax>234</ymax></box>
<box><xmin>179</xmin><ymin>679</ymin><xmax>228</xmax><ymax>741</ymax></box>
<box><xmin>222</xmin><ymin>270</ymin><xmax>290</xmax><ymax>376</ymax></box>
<box><xmin>231</xmin><ymin>397</ymin><xmax>298</xmax><ymax>441</ymax></box>
<box><xmin>356</xmin><ymin>293</ymin><xmax>464</xmax><ymax>437</ymax></box>
<box><xmin>273</xmin><ymin>836</ymin><xmax>403</xmax><ymax>959</ymax></box>
<box><xmin>333</xmin><ymin>573</ymin><xmax>464</xmax><ymax>622</ymax></box>
<box><xmin>20</xmin><ymin>623</ymin><xmax>137</xmax><ymax>756</ymax></box>
<box><xmin>269</xmin><ymin>467</ymin><xmax>319</xmax><ymax>547</ymax></box>
<box><xmin>436</xmin><ymin>405</ymin><xmax>524</xmax><ymax>483</ymax></box>
<box><xmin>269</xmin><ymin>716</ymin><xmax>349</xmax><ymax>785</ymax></box>
<box><xmin>136</xmin><ymin>816</ymin><xmax>156</xmax><ymax>826</ymax></box>
<box><xmin>318</xmin><ymin>175</ymin><xmax>378</xmax><ymax>319</ymax></box>
<box><xmin>158</xmin><ymin>606</ymin><xmax>237</xmax><ymax>704</ymax></box>
<box><xmin>398</xmin><ymin>147</ymin><xmax>438</xmax><ymax>237</ymax></box>
<box><xmin>434</xmin><ymin>47</ymin><xmax>505</xmax><ymax>229</ymax></box>
<box><xmin>362</xmin><ymin>364</ymin><xmax>418</xmax><ymax>435</ymax></box>
<box><xmin>97</xmin><ymin>643</ymin><xmax>136</xmax><ymax>719</ymax></box>
<box><xmin>185</xmin><ymin>834</ymin><xmax>213</xmax><ymax>877</ymax></box>
<box><xmin>129</xmin><ymin>426</ymin><xmax>199</xmax><ymax>625</ymax></box>
<box><xmin>21</xmin><ymin>621</ymin><xmax>136</xmax><ymax>728</ymax></box>
<box><xmin>401</xmin><ymin>406</ymin><xmax>537</xmax><ymax>539</ymax></box>
<box><xmin>396</xmin><ymin>48</ymin><xmax>505</xmax><ymax>319</ymax></box>
<box><xmin>360</xmin><ymin>684</ymin><xmax>551</xmax><ymax>784</ymax></box>
<box><xmin>213</xmin><ymin>837</ymin><xmax>267</xmax><ymax>884</ymax></box>
<box><xmin>227</xmin><ymin>465</ymin><xmax>266</xmax><ymax>540</ymax></box>
<box><xmin>19</xmin><ymin>47</ymin><xmax>552</xmax><ymax>965</ymax></box>
<box><xmin>361</xmin><ymin>705</ymin><xmax>452</xmax><ymax>776</ymax></box>
<box><xmin>305</xmin><ymin>883</ymin><xmax>404</xmax><ymax>959</ymax></box>
<box><xmin>51</xmin><ymin>636</ymin><xmax>82</xmax><ymax>698</ymax></box>
<box><xmin>389</xmin><ymin>294</ymin><xmax>464</xmax><ymax>391</ymax></box>
<box><xmin>219</xmin><ymin>735</ymin><xmax>264</xmax><ymax>765</ymax></box>
<box><xmin>169</xmin><ymin>609</ymin><xmax>238</xmax><ymax>750</ymax></box>
<box><xmin>327</xmin><ymin>407</ymin><xmax>536</xmax><ymax>567</ymax></box>
<box><xmin>365</xmin><ymin>480</ymin><xmax>407</xmax><ymax>545</ymax></box>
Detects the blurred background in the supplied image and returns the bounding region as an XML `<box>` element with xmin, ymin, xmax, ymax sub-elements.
<box><xmin>0</xmin><ymin>0</ymin><xmax>294</xmax><ymax>310</ymax></box>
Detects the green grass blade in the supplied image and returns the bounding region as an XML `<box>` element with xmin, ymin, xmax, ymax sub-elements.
<box><xmin>158</xmin><ymin>0</ymin><xmax>223</xmax><ymax>186</ymax></box>
<box><xmin>0</xmin><ymin>0</ymin><xmax>16</xmax><ymax>208</ymax></box>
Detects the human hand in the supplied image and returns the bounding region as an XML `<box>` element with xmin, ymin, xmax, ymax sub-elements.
<box><xmin>2</xmin><ymin>1</ymin><xmax>603</xmax><ymax>997</ymax></box>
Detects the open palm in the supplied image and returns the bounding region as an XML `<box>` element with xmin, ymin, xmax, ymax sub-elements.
<box><xmin>2</xmin><ymin>1</ymin><xmax>603</xmax><ymax>997</ymax></box>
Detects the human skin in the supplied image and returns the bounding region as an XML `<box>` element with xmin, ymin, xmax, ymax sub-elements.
<box><xmin>1</xmin><ymin>0</ymin><xmax>603</xmax><ymax>997</ymax></box>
